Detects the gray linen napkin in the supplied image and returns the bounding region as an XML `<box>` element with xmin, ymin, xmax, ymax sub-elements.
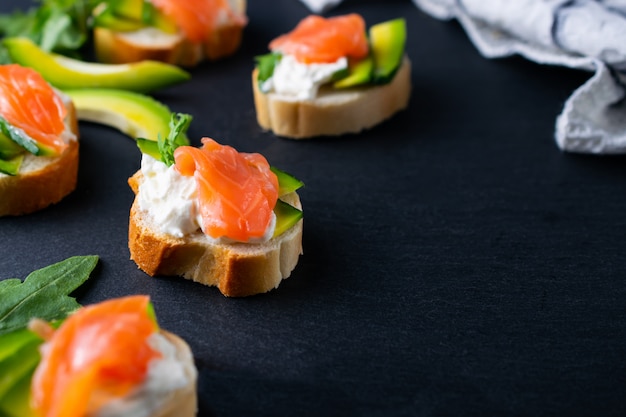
<box><xmin>298</xmin><ymin>0</ymin><xmax>626</xmax><ymax>154</ymax></box>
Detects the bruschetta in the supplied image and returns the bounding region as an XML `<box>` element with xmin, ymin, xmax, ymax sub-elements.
<box><xmin>28</xmin><ymin>295</ymin><xmax>197</xmax><ymax>417</ymax></box>
<box><xmin>128</xmin><ymin>114</ymin><xmax>304</xmax><ymax>297</ymax></box>
<box><xmin>0</xmin><ymin>64</ymin><xmax>79</xmax><ymax>216</ymax></box>
<box><xmin>252</xmin><ymin>14</ymin><xmax>412</xmax><ymax>139</ymax></box>
<box><xmin>92</xmin><ymin>0</ymin><xmax>247</xmax><ymax>67</ymax></box>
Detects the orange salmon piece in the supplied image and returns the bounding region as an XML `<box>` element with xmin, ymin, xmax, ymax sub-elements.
<box><xmin>174</xmin><ymin>138</ymin><xmax>279</xmax><ymax>242</ymax></box>
<box><xmin>269</xmin><ymin>13</ymin><xmax>369</xmax><ymax>64</ymax></box>
<box><xmin>31</xmin><ymin>296</ymin><xmax>161</xmax><ymax>417</ymax></box>
<box><xmin>151</xmin><ymin>0</ymin><xmax>247</xmax><ymax>43</ymax></box>
<box><xmin>0</xmin><ymin>64</ymin><xmax>68</xmax><ymax>154</ymax></box>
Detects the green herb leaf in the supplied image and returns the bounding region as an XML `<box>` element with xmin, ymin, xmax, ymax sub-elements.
<box><xmin>0</xmin><ymin>255</ymin><xmax>99</xmax><ymax>336</ymax></box>
<box><xmin>255</xmin><ymin>52</ymin><xmax>281</xmax><ymax>87</ymax></box>
<box><xmin>0</xmin><ymin>0</ymin><xmax>99</xmax><ymax>63</ymax></box>
<box><xmin>157</xmin><ymin>112</ymin><xmax>192</xmax><ymax>167</ymax></box>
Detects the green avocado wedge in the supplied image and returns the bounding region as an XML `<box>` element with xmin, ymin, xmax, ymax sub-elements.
<box><xmin>64</xmin><ymin>88</ymin><xmax>184</xmax><ymax>143</ymax></box>
<box><xmin>272</xmin><ymin>168</ymin><xmax>304</xmax><ymax>238</ymax></box>
<box><xmin>334</xmin><ymin>56</ymin><xmax>374</xmax><ymax>89</ymax></box>
<box><xmin>93</xmin><ymin>0</ymin><xmax>177</xmax><ymax>33</ymax></box>
<box><xmin>271</xmin><ymin>166</ymin><xmax>304</xmax><ymax>196</ymax></box>
<box><xmin>3</xmin><ymin>37</ymin><xmax>190</xmax><ymax>93</ymax></box>
<box><xmin>0</xmin><ymin>154</ymin><xmax>23</xmax><ymax>176</ymax></box>
<box><xmin>0</xmin><ymin>368</ymin><xmax>37</xmax><ymax>417</ymax></box>
<box><xmin>369</xmin><ymin>18</ymin><xmax>407</xmax><ymax>84</ymax></box>
<box><xmin>273</xmin><ymin>199</ymin><xmax>303</xmax><ymax>238</ymax></box>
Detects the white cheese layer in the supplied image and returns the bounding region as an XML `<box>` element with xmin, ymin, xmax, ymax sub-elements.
<box><xmin>118</xmin><ymin>27</ymin><xmax>182</xmax><ymax>48</ymax></box>
<box><xmin>137</xmin><ymin>154</ymin><xmax>276</xmax><ymax>243</ymax></box>
<box><xmin>94</xmin><ymin>333</ymin><xmax>194</xmax><ymax>417</ymax></box>
<box><xmin>263</xmin><ymin>54</ymin><xmax>348</xmax><ymax>100</ymax></box>
<box><xmin>138</xmin><ymin>154</ymin><xmax>201</xmax><ymax>238</ymax></box>
<box><xmin>58</xmin><ymin>89</ymin><xmax>78</xmax><ymax>144</ymax></box>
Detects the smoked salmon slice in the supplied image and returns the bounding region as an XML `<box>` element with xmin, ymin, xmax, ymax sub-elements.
<box><xmin>150</xmin><ymin>0</ymin><xmax>247</xmax><ymax>43</ymax></box>
<box><xmin>30</xmin><ymin>295</ymin><xmax>160</xmax><ymax>417</ymax></box>
<box><xmin>0</xmin><ymin>64</ymin><xmax>68</xmax><ymax>154</ymax></box>
<box><xmin>174</xmin><ymin>138</ymin><xmax>279</xmax><ymax>242</ymax></box>
<box><xmin>269</xmin><ymin>14</ymin><xmax>369</xmax><ymax>64</ymax></box>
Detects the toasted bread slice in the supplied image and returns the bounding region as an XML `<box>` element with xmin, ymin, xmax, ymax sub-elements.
<box><xmin>252</xmin><ymin>56</ymin><xmax>411</xmax><ymax>139</ymax></box>
<box><xmin>0</xmin><ymin>101</ymin><xmax>79</xmax><ymax>217</ymax></box>
<box><xmin>128</xmin><ymin>171</ymin><xmax>303</xmax><ymax>297</ymax></box>
<box><xmin>94</xmin><ymin>0</ymin><xmax>246</xmax><ymax>67</ymax></box>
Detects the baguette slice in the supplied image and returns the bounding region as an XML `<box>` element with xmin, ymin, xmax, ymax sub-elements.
<box><xmin>0</xmin><ymin>101</ymin><xmax>79</xmax><ymax>217</ymax></box>
<box><xmin>94</xmin><ymin>0</ymin><xmax>246</xmax><ymax>67</ymax></box>
<box><xmin>128</xmin><ymin>171</ymin><xmax>303</xmax><ymax>297</ymax></box>
<box><xmin>29</xmin><ymin>323</ymin><xmax>197</xmax><ymax>417</ymax></box>
<box><xmin>252</xmin><ymin>56</ymin><xmax>412</xmax><ymax>139</ymax></box>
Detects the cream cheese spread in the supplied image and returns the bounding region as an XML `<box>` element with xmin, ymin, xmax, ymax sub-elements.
<box><xmin>58</xmin><ymin>90</ymin><xmax>78</xmax><ymax>144</ymax></box>
<box><xmin>263</xmin><ymin>54</ymin><xmax>348</xmax><ymax>100</ymax></box>
<box><xmin>94</xmin><ymin>332</ymin><xmax>193</xmax><ymax>417</ymax></box>
<box><xmin>119</xmin><ymin>27</ymin><xmax>181</xmax><ymax>48</ymax></box>
<box><xmin>138</xmin><ymin>154</ymin><xmax>201</xmax><ymax>238</ymax></box>
<box><xmin>138</xmin><ymin>154</ymin><xmax>276</xmax><ymax>243</ymax></box>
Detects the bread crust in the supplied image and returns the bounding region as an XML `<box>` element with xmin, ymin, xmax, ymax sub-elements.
<box><xmin>94</xmin><ymin>0</ymin><xmax>246</xmax><ymax>67</ymax></box>
<box><xmin>0</xmin><ymin>102</ymin><xmax>79</xmax><ymax>217</ymax></box>
<box><xmin>252</xmin><ymin>56</ymin><xmax>412</xmax><ymax>139</ymax></box>
<box><xmin>128</xmin><ymin>171</ymin><xmax>303</xmax><ymax>297</ymax></box>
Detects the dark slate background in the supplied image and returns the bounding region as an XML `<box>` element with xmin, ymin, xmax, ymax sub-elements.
<box><xmin>1</xmin><ymin>0</ymin><xmax>625</xmax><ymax>416</ymax></box>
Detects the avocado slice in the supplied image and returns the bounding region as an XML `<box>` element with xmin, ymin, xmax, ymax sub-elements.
<box><xmin>0</xmin><ymin>335</ymin><xmax>40</xmax><ymax>403</ymax></box>
<box><xmin>0</xmin><ymin>154</ymin><xmax>23</xmax><ymax>176</ymax></box>
<box><xmin>271</xmin><ymin>167</ymin><xmax>303</xmax><ymax>237</ymax></box>
<box><xmin>0</xmin><ymin>370</ymin><xmax>37</xmax><ymax>417</ymax></box>
<box><xmin>3</xmin><ymin>37</ymin><xmax>190</xmax><ymax>93</ymax></box>
<box><xmin>92</xmin><ymin>3</ymin><xmax>146</xmax><ymax>32</ymax></box>
<box><xmin>333</xmin><ymin>56</ymin><xmax>374</xmax><ymax>88</ymax></box>
<box><xmin>369</xmin><ymin>18</ymin><xmax>406</xmax><ymax>84</ymax></box>
<box><xmin>0</xmin><ymin>116</ymin><xmax>55</xmax><ymax>157</ymax></box>
<box><xmin>64</xmin><ymin>88</ymin><xmax>179</xmax><ymax>142</ymax></box>
<box><xmin>271</xmin><ymin>166</ymin><xmax>304</xmax><ymax>196</ymax></box>
<box><xmin>0</xmin><ymin>132</ymin><xmax>25</xmax><ymax>160</ymax></box>
<box><xmin>0</xmin><ymin>111</ymin><xmax>59</xmax><ymax>175</ymax></box>
<box><xmin>93</xmin><ymin>0</ymin><xmax>177</xmax><ymax>34</ymax></box>
<box><xmin>0</xmin><ymin>329</ymin><xmax>41</xmax><ymax>417</ymax></box>
<box><xmin>273</xmin><ymin>199</ymin><xmax>303</xmax><ymax>238</ymax></box>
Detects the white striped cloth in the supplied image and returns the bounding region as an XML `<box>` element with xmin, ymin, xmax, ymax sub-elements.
<box><xmin>299</xmin><ymin>0</ymin><xmax>626</xmax><ymax>154</ymax></box>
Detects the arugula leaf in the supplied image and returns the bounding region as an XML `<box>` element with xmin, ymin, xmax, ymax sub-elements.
<box><xmin>255</xmin><ymin>52</ymin><xmax>281</xmax><ymax>88</ymax></box>
<box><xmin>0</xmin><ymin>0</ymin><xmax>99</xmax><ymax>63</ymax></box>
<box><xmin>0</xmin><ymin>255</ymin><xmax>99</xmax><ymax>336</ymax></box>
<box><xmin>139</xmin><ymin>112</ymin><xmax>192</xmax><ymax>166</ymax></box>
<box><xmin>136</xmin><ymin>112</ymin><xmax>192</xmax><ymax>163</ymax></box>
<box><xmin>161</xmin><ymin>112</ymin><xmax>192</xmax><ymax>163</ymax></box>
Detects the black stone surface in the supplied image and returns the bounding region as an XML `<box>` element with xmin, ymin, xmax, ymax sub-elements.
<box><xmin>1</xmin><ymin>0</ymin><xmax>625</xmax><ymax>416</ymax></box>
